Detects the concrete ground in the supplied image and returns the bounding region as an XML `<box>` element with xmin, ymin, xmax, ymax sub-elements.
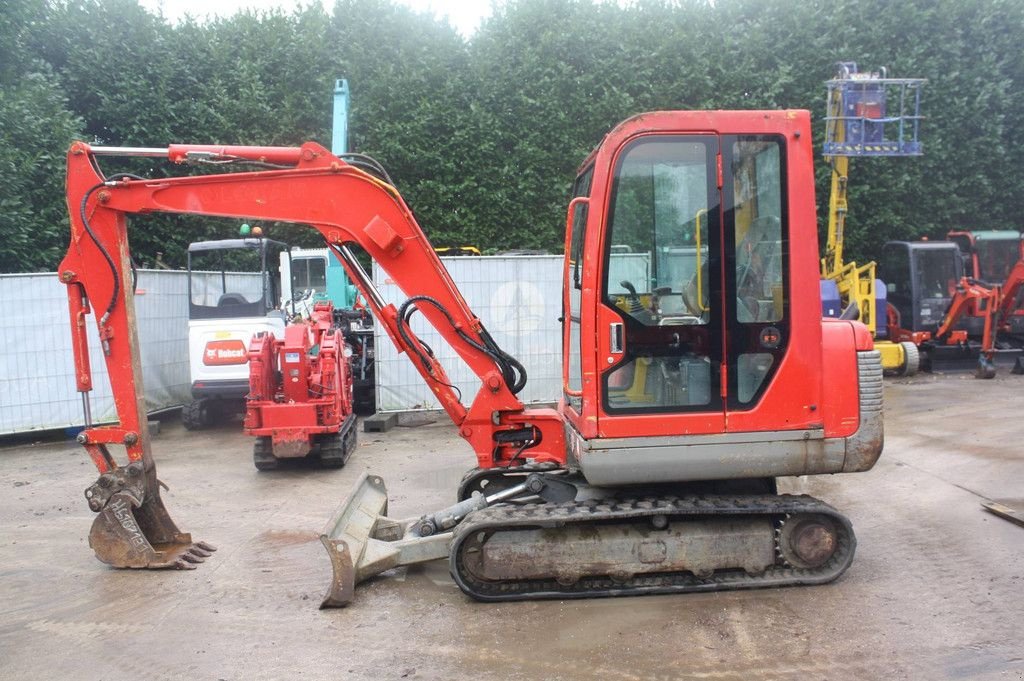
<box><xmin>1</xmin><ymin>373</ymin><xmax>1022</xmax><ymax>681</ymax></box>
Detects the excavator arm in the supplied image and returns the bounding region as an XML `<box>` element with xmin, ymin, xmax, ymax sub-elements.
<box><xmin>933</xmin><ymin>277</ymin><xmax>1001</xmax><ymax>378</ymax></box>
<box><xmin>61</xmin><ymin>141</ymin><xmax>565</xmax><ymax>571</ymax></box>
<box><xmin>996</xmin><ymin>260</ymin><xmax>1024</xmax><ymax>328</ymax></box>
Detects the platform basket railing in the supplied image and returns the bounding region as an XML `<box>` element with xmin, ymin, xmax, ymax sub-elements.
<box><xmin>824</xmin><ymin>73</ymin><xmax>925</xmax><ymax>157</ymax></box>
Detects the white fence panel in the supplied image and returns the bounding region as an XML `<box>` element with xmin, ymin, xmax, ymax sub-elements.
<box><xmin>0</xmin><ymin>270</ymin><xmax>196</xmax><ymax>434</ymax></box>
<box><xmin>373</xmin><ymin>256</ymin><xmax>564</xmax><ymax>412</ymax></box>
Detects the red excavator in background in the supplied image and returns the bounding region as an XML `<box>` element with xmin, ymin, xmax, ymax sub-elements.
<box><xmin>881</xmin><ymin>240</ymin><xmax>1024</xmax><ymax>377</ymax></box>
<box><xmin>947</xmin><ymin>230</ymin><xmax>1024</xmax><ymax>355</ymax></box>
<box><xmin>997</xmin><ymin>259</ymin><xmax>1024</xmax><ymax>373</ymax></box>
<box><xmin>60</xmin><ymin>110</ymin><xmax>881</xmax><ymax>602</ymax></box>
<box><xmin>244</xmin><ymin>300</ymin><xmax>357</xmax><ymax>470</ymax></box>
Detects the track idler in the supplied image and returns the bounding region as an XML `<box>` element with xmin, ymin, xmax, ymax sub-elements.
<box><xmin>84</xmin><ymin>462</ymin><xmax>215</xmax><ymax>569</ymax></box>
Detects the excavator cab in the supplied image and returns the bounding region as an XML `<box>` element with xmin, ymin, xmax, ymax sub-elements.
<box><xmin>560</xmin><ymin>113</ymin><xmax>878</xmax><ymax>487</ymax></box>
<box><xmin>947</xmin><ymin>230</ymin><xmax>1024</xmax><ymax>285</ymax></box>
<box><xmin>880</xmin><ymin>241</ymin><xmax>964</xmax><ymax>335</ymax></box>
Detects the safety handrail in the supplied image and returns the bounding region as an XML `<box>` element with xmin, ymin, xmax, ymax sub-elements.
<box><xmin>693</xmin><ymin>208</ymin><xmax>709</xmax><ymax>312</ymax></box>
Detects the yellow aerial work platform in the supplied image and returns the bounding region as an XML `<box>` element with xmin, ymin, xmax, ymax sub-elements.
<box><xmin>820</xmin><ymin>62</ymin><xmax>924</xmax><ymax>375</ymax></box>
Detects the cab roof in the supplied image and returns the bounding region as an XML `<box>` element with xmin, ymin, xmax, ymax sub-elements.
<box><xmin>187</xmin><ymin>238</ymin><xmax>288</xmax><ymax>252</ymax></box>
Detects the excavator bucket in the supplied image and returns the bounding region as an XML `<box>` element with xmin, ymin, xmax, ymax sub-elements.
<box><xmin>320</xmin><ymin>472</ymin><xmax>451</xmax><ymax>608</ymax></box>
<box><xmin>85</xmin><ymin>462</ymin><xmax>215</xmax><ymax>569</ymax></box>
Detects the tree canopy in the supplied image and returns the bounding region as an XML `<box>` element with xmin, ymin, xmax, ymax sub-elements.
<box><xmin>1</xmin><ymin>0</ymin><xmax>1022</xmax><ymax>272</ymax></box>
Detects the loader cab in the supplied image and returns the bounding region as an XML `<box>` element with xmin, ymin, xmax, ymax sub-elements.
<box><xmin>184</xmin><ymin>238</ymin><xmax>290</xmax><ymax>417</ymax></box>
<box><xmin>187</xmin><ymin>238</ymin><xmax>289</xmax><ymax>321</ymax></box>
<box><xmin>560</xmin><ymin>111</ymin><xmax>869</xmax><ymax>485</ymax></box>
<box><xmin>947</xmin><ymin>230</ymin><xmax>1023</xmax><ymax>285</ymax></box>
<box><xmin>880</xmin><ymin>241</ymin><xmax>963</xmax><ymax>333</ymax></box>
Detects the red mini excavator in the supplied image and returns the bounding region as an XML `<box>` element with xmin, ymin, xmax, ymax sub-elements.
<box><xmin>244</xmin><ymin>300</ymin><xmax>357</xmax><ymax>470</ymax></box>
<box><xmin>881</xmin><ymin>240</ymin><xmax>1024</xmax><ymax>377</ymax></box>
<box><xmin>61</xmin><ymin>111</ymin><xmax>882</xmax><ymax>601</ymax></box>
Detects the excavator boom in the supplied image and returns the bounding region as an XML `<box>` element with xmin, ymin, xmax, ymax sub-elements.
<box><xmin>65</xmin><ymin>141</ymin><xmax>566</xmax><ymax>471</ymax></box>
<box><xmin>62</xmin><ymin>141</ymin><xmax>564</xmax><ymax>571</ymax></box>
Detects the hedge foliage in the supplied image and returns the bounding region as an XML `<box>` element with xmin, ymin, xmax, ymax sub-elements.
<box><xmin>1</xmin><ymin>0</ymin><xmax>1022</xmax><ymax>272</ymax></box>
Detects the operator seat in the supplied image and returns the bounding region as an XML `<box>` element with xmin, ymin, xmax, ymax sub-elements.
<box><xmin>217</xmin><ymin>292</ymin><xmax>249</xmax><ymax>306</ymax></box>
<box><xmin>682</xmin><ymin>261</ymin><xmax>710</xmax><ymax>322</ymax></box>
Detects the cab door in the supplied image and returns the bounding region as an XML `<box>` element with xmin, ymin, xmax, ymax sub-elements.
<box><xmin>595</xmin><ymin>134</ymin><xmax>725</xmax><ymax>438</ymax></box>
<box><xmin>593</xmin><ymin>133</ymin><xmax>793</xmax><ymax>438</ymax></box>
<box><xmin>720</xmin><ymin>136</ymin><xmax>790</xmax><ymax>424</ymax></box>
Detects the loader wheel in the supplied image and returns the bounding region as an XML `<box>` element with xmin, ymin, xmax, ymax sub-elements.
<box><xmin>182</xmin><ymin>399</ymin><xmax>209</xmax><ymax>430</ymax></box>
<box><xmin>897</xmin><ymin>342</ymin><xmax>920</xmax><ymax>377</ymax></box>
<box><xmin>253</xmin><ymin>437</ymin><xmax>278</xmax><ymax>471</ymax></box>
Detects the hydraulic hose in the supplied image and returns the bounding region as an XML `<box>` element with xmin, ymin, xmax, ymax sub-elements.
<box><xmin>396</xmin><ymin>295</ymin><xmax>527</xmax><ymax>396</ymax></box>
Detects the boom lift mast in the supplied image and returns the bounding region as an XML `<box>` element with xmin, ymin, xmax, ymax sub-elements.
<box><xmin>62</xmin><ymin>111</ymin><xmax>882</xmax><ymax>603</ymax></box>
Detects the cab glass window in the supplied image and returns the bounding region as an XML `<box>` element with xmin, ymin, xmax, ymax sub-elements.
<box><xmin>602</xmin><ymin>136</ymin><xmax>720</xmax><ymax>413</ymax></box>
<box><xmin>603</xmin><ymin>138</ymin><xmax>714</xmax><ymax>326</ymax></box>
<box><xmin>730</xmin><ymin>139</ymin><xmax>784</xmax><ymax>323</ymax></box>
<box><xmin>291</xmin><ymin>257</ymin><xmax>328</xmax><ymax>299</ymax></box>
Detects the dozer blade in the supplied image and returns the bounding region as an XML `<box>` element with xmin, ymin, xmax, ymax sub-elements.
<box><xmin>320</xmin><ymin>472</ymin><xmax>451</xmax><ymax>608</ymax></box>
<box><xmin>85</xmin><ymin>462</ymin><xmax>216</xmax><ymax>569</ymax></box>
<box><xmin>926</xmin><ymin>345</ymin><xmax>1022</xmax><ymax>376</ymax></box>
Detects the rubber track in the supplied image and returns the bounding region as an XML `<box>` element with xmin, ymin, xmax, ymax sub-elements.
<box><xmin>449</xmin><ymin>494</ymin><xmax>856</xmax><ymax>602</ymax></box>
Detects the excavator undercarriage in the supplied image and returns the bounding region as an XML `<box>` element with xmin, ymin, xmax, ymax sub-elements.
<box><xmin>320</xmin><ymin>471</ymin><xmax>855</xmax><ymax>606</ymax></box>
<box><xmin>450</xmin><ymin>494</ymin><xmax>853</xmax><ymax>601</ymax></box>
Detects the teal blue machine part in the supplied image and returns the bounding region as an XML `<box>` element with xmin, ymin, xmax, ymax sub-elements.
<box><xmin>290</xmin><ymin>251</ymin><xmax>358</xmax><ymax>310</ymax></box>
<box><xmin>326</xmin><ymin>255</ymin><xmax>359</xmax><ymax>309</ymax></box>
<box><xmin>328</xmin><ymin>78</ymin><xmax>358</xmax><ymax>309</ymax></box>
<box><xmin>332</xmin><ymin>79</ymin><xmax>349</xmax><ymax>156</ymax></box>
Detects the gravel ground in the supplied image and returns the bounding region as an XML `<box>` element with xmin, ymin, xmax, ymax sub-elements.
<box><xmin>0</xmin><ymin>372</ymin><xmax>1021</xmax><ymax>680</ymax></box>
